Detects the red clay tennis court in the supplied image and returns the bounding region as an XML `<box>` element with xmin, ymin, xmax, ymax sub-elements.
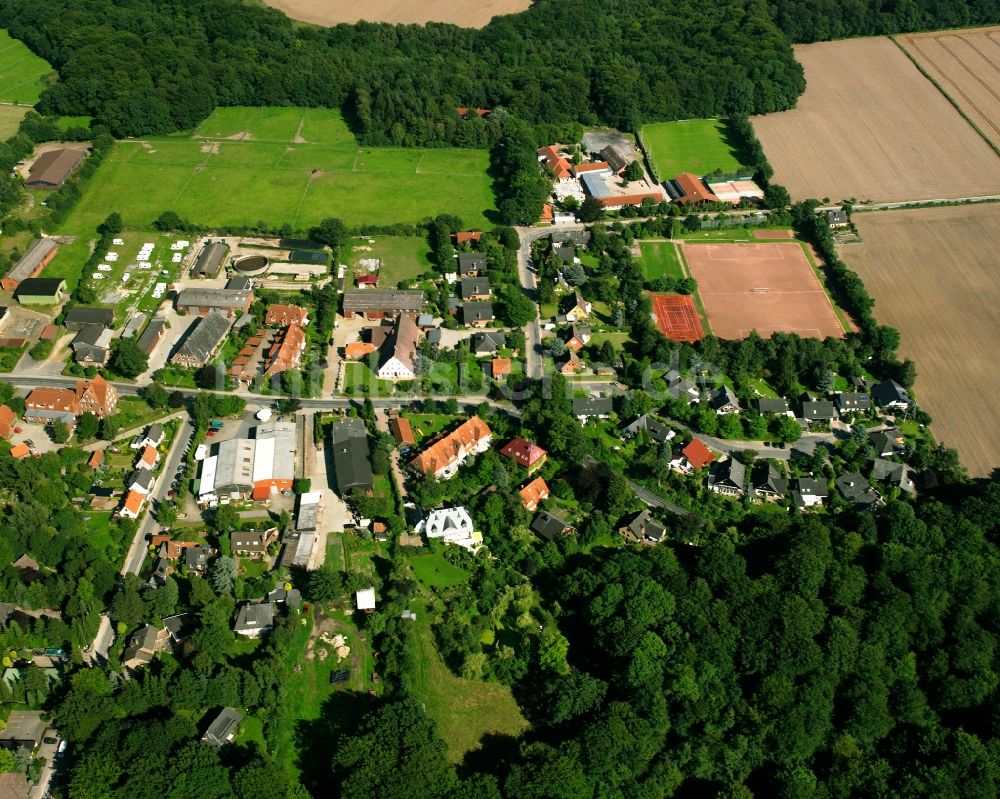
<box><xmin>649</xmin><ymin>293</ymin><xmax>704</xmax><ymax>342</ymax></box>
<box><xmin>682</xmin><ymin>242</ymin><xmax>845</xmax><ymax>340</ymax></box>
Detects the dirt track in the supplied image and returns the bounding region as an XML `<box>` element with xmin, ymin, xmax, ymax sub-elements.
<box><xmin>261</xmin><ymin>0</ymin><xmax>531</xmax><ymax>27</ymax></box>
<box><xmin>843</xmin><ymin>205</ymin><xmax>1000</xmax><ymax>477</ymax></box>
<box><xmin>752</xmin><ymin>37</ymin><xmax>1000</xmax><ymax>203</ymax></box>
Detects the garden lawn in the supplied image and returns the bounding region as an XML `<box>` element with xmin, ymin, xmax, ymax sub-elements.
<box><xmin>348</xmin><ymin>236</ymin><xmax>433</xmax><ymax>288</ymax></box>
<box><xmin>407</xmin><ymin>607</ymin><xmax>529</xmax><ymax>763</ymax></box>
<box><xmin>51</xmin><ymin>107</ymin><xmax>495</xmax><ymax>248</ymax></box>
<box><xmin>112</xmin><ymin>397</ymin><xmax>169</xmax><ymax>430</ymax></box>
<box><xmin>410</xmin><ymin>553</ymin><xmax>470</xmax><ymax>589</ymax></box>
<box><xmin>403</xmin><ymin>413</ymin><xmax>459</xmax><ymax>445</ymax></box>
<box><xmin>640</xmin><ymin>118</ymin><xmax>745</xmax><ymax>179</ymax></box>
<box><xmin>639</xmin><ymin>241</ymin><xmax>684</xmax><ymax>281</ymax></box>
<box><xmin>0</xmin><ymin>29</ymin><xmax>52</xmax><ymax>104</ymax></box>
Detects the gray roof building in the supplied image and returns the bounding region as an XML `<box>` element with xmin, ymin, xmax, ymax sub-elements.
<box><xmin>708</xmin><ymin>458</ymin><xmax>746</xmax><ymax>495</ymax></box>
<box><xmin>267</xmin><ymin>586</ymin><xmax>303</xmax><ymax>609</ymax></box>
<box><xmin>136</xmin><ymin>318</ymin><xmax>167</xmax><ymax>355</ymax></box>
<box><xmin>752</xmin><ymin>463</ymin><xmax>788</xmax><ymax>499</ymax></box>
<box><xmin>471</xmin><ymin>330</ymin><xmax>505</xmax><ymax>355</ymax></box>
<box><xmin>710</xmin><ymin>385</ymin><xmax>741</xmax><ymax>413</ymax></box>
<box><xmin>127</xmin><ymin>469</ymin><xmax>156</xmax><ymax>493</ymax></box>
<box><xmin>171</xmin><ymin>312</ymin><xmax>232</xmax><ymax>367</ymax></box>
<box><xmin>836</xmin><ymin>471</ymin><xmax>882</xmax><ymax>511</ymax></box>
<box><xmin>621</xmin><ymin>413</ymin><xmax>674</xmax><ymax>443</ymax></box>
<box><xmin>459</xmin><ymin>276</ymin><xmax>491</xmax><ymax>299</ymax></box>
<box><xmin>755</xmin><ymin>397</ymin><xmax>790</xmax><ymax>415</ymax></box>
<box><xmin>71</xmin><ymin>324</ymin><xmax>113</xmax><ymax>365</ymax></box>
<box><xmin>801</xmin><ymin>400</ymin><xmax>836</xmax><ymax>421</ymax></box>
<box><xmin>458</xmin><ymin>252</ymin><xmax>486</xmax><ymax>276</ymax></box>
<box><xmin>190</xmin><ymin>241</ymin><xmax>230</xmax><ymax>278</ymax></box>
<box><xmin>871</xmin><ymin>379</ymin><xmax>911</xmax><ymax>409</ymax></box>
<box><xmin>869</xmin><ymin>428</ymin><xmax>905</xmax><ymax>457</ymax></box>
<box><xmin>233</xmin><ymin>602</ymin><xmax>274</xmax><ymax>637</ymax></box>
<box><xmin>185</xmin><ymin>545</ymin><xmax>213</xmax><ymax>573</ymax></box>
<box><xmin>225</xmin><ymin>276</ymin><xmax>252</xmax><ymax>292</ymax></box>
<box><xmin>3</xmin><ymin>238</ymin><xmax>58</xmax><ymax>287</ymax></box>
<box><xmin>330</xmin><ymin>417</ymin><xmax>373</xmax><ymax>494</ymax></box>
<box><xmin>573</xmin><ymin>396</ymin><xmax>614</xmax><ymax>419</ymax></box>
<box><xmin>25</xmin><ymin>147</ymin><xmax>87</xmax><ymax>188</ymax></box>
<box><xmin>64</xmin><ymin>306</ymin><xmax>115</xmax><ymax>331</ymax></box>
<box><xmin>870</xmin><ymin>458</ymin><xmax>916</xmax><ymax>494</ymax></box>
<box><xmin>600</xmin><ymin>145</ymin><xmax>630</xmax><ymax>174</ymax></box>
<box><xmin>551</xmin><ymin>229</ymin><xmax>590</xmax><ymax>246</ymax></box>
<box><xmin>621</xmin><ymin>509</ymin><xmax>666</xmax><ymax>543</ymax></box>
<box><xmin>460</xmin><ymin>301</ymin><xmax>494</xmax><ymax>325</ymax></box>
<box><xmin>176</xmin><ymin>287</ymin><xmax>252</xmax><ymax>316</ymax></box>
<box><xmin>554</xmin><ymin>243</ymin><xmax>576</xmax><ymax>264</ymax></box>
<box><xmin>342</xmin><ymin>289</ymin><xmax>426</xmax><ymax>317</ymax></box>
<box><xmin>296</xmin><ymin>492</ymin><xmax>321</xmax><ymax>532</ymax></box>
<box><xmin>835</xmin><ymin>392</ymin><xmax>871</xmax><ymax>413</ymax></box>
<box><xmin>201</xmin><ymin>707</ymin><xmax>244</xmax><ymax>747</ymax></box>
<box><xmin>531</xmin><ymin>511</ymin><xmax>574</xmax><ymax>541</ymax></box>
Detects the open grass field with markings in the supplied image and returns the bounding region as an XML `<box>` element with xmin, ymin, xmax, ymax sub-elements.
<box><xmin>640</xmin><ymin>118</ymin><xmax>745</xmax><ymax>179</ymax></box>
<box><xmin>0</xmin><ymin>29</ymin><xmax>52</xmax><ymax>104</ymax></box>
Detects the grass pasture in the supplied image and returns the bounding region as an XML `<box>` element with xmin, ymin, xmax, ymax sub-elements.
<box><xmin>0</xmin><ymin>30</ymin><xmax>52</xmax><ymax>105</ymax></box>
<box><xmin>638</xmin><ymin>241</ymin><xmax>684</xmax><ymax>281</ymax></box>
<box><xmin>640</xmin><ymin>118</ymin><xmax>745</xmax><ymax>179</ymax></box>
<box><xmin>348</xmin><ymin>235</ymin><xmax>434</xmax><ymax>288</ymax></box>
<box><xmin>0</xmin><ymin>105</ymin><xmax>27</xmax><ymax>139</ymax></box>
<box><xmin>54</xmin><ymin>106</ymin><xmax>496</xmax><ymax>238</ymax></box>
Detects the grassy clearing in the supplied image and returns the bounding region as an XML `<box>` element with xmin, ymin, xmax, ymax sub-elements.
<box><xmin>410</xmin><ymin>553</ymin><xmax>470</xmax><ymax>589</ymax></box>
<box><xmin>53</xmin><ymin>107</ymin><xmax>495</xmax><ymax>239</ymax></box>
<box><xmin>407</xmin><ymin>607</ymin><xmax>528</xmax><ymax>763</ymax></box>
<box><xmin>0</xmin><ymin>105</ymin><xmax>27</xmax><ymax>138</ymax></box>
<box><xmin>640</xmin><ymin>118</ymin><xmax>745</xmax><ymax>179</ymax></box>
<box><xmin>403</xmin><ymin>413</ymin><xmax>459</xmax><ymax>445</ymax></box>
<box><xmin>675</xmin><ymin>227</ymin><xmax>764</xmax><ymax>242</ymax></box>
<box><xmin>347</xmin><ymin>235</ymin><xmax>433</xmax><ymax>288</ymax></box>
<box><xmin>0</xmin><ymin>30</ymin><xmax>53</xmax><ymax>105</ymax></box>
<box><xmin>638</xmin><ymin>241</ymin><xmax>684</xmax><ymax>281</ymax></box>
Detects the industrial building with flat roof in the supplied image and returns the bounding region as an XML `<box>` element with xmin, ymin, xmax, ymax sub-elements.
<box><xmin>330</xmin><ymin>417</ymin><xmax>374</xmax><ymax>494</ymax></box>
<box><xmin>197</xmin><ymin>421</ymin><xmax>296</xmax><ymax>503</ymax></box>
<box><xmin>1</xmin><ymin>238</ymin><xmax>58</xmax><ymax>292</ymax></box>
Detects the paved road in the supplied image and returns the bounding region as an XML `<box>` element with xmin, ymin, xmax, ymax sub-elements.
<box><xmin>515</xmin><ymin>226</ymin><xmax>560</xmax><ymax>379</ymax></box>
<box><xmin>582</xmin><ymin>455</ymin><xmax>698</xmax><ymax>520</ymax></box>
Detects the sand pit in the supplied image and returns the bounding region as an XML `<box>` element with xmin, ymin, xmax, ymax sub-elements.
<box><xmin>262</xmin><ymin>0</ymin><xmax>532</xmax><ymax>28</ymax></box>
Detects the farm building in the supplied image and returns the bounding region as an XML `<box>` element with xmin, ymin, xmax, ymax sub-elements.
<box><xmin>171</xmin><ymin>312</ymin><xmax>232</xmax><ymax>367</ymax></box>
<box><xmin>14</xmin><ymin>277</ymin><xmax>66</xmax><ymax>305</ymax></box>
<box><xmin>296</xmin><ymin>491</ymin><xmax>322</xmax><ymax>532</ymax></box>
<box><xmin>64</xmin><ymin>306</ymin><xmax>114</xmax><ymax>331</ymax></box>
<box><xmin>374</xmin><ymin>314</ymin><xmax>420</xmax><ymax>381</ymax></box>
<box><xmin>665</xmin><ymin>173</ymin><xmax>720</xmax><ymax>205</ymax></box>
<box><xmin>24</xmin><ymin>376</ymin><xmax>118</xmax><ymax>423</ymax></box>
<box><xmin>25</xmin><ymin>148</ymin><xmax>87</xmax><ymax>189</ymax></box>
<box><xmin>0</xmin><ymin>405</ymin><xmax>16</xmax><ymax>440</ymax></box>
<box><xmin>136</xmin><ymin>318</ymin><xmax>166</xmax><ymax>355</ymax></box>
<box><xmin>579</xmin><ymin>169</ymin><xmax>664</xmax><ymax>210</ymax></box>
<box><xmin>71</xmin><ymin>324</ymin><xmax>113</xmax><ymax>366</ymax></box>
<box><xmin>599</xmin><ymin>145</ymin><xmax>631</xmax><ymax>174</ymax></box>
<box><xmin>288</xmin><ymin>250</ymin><xmax>328</xmax><ymax>266</ymax></box>
<box><xmin>0</xmin><ymin>239</ymin><xmax>58</xmax><ymax>292</ymax></box>
<box><xmin>330</xmin><ymin>416</ymin><xmax>374</xmax><ymax>494</ymax></box>
<box><xmin>341</xmin><ymin>289</ymin><xmax>427</xmax><ymax>319</ymax></box>
<box><xmin>537</xmin><ymin>145</ymin><xmax>573</xmax><ymax>182</ymax></box>
<box><xmin>190</xmin><ymin>241</ymin><xmax>231</xmax><ymax>278</ymax></box>
<box><xmin>176</xmin><ymin>286</ymin><xmax>253</xmax><ymax>317</ymax></box>
<box><xmin>263</xmin><ymin>324</ymin><xmax>306</xmax><ymax>376</ymax></box>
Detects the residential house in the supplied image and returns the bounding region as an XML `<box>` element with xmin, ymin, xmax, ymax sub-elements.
<box><xmin>25</xmin><ymin>147</ymin><xmax>86</xmax><ymax>189</ymax></box>
<box><xmin>559</xmin><ymin>351</ymin><xmax>585</xmax><ymax>375</ymax></box>
<box><xmin>184</xmin><ymin>545</ymin><xmax>214</xmax><ymax>574</ymax></box>
<box><xmin>565</xmin><ymin>325</ymin><xmax>591</xmax><ymax>353</ymax></box>
<box><xmin>824</xmin><ymin>208</ymin><xmax>850</xmax><ymax>228</ymax></box>
<box><xmin>118</xmin><ymin>490</ymin><xmax>146</xmax><ymax>519</ymax></box>
<box><xmin>265</xmin><ymin>304</ymin><xmax>309</xmax><ymax>327</ymax></box>
<box><xmin>621</xmin><ymin>413</ymin><xmax>675</xmax><ymax>444</ymax></box>
<box><xmin>666</xmin><ymin>369</ymin><xmax>700</xmax><ymax>404</ymax></box>
<box><xmin>87</xmin><ymin>450</ymin><xmax>103</xmax><ymax>470</ymax></box>
<box><xmin>836</xmin><ymin>472</ymin><xmax>882</xmax><ymax>511</ymax></box>
<box><xmin>122</xmin><ymin>624</ymin><xmax>170</xmax><ymax>670</ymax></box>
<box><xmin>190</xmin><ymin>241</ymin><xmax>230</xmax><ymax>278</ymax></box>
<box><xmin>755</xmin><ymin>397</ymin><xmax>791</xmax><ymax>416</ymax></box>
<box><xmin>171</xmin><ymin>312</ymin><xmax>232</xmax><ymax>367</ymax></box>
<box><xmin>791</xmin><ymin>478</ymin><xmax>828</xmax><ymax>509</ymax></box>
<box><xmin>871</xmin><ymin>379</ymin><xmax>911</xmax><ymax>411</ymax></box>
<box><xmin>870</xmin><ymin>458</ymin><xmax>916</xmax><ymax>494</ymax></box>
<box><xmin>409</xmin><ymin>416</ymin><xmax>492</xmax><ymax>480</ymax></box>
<box><xmin>176</xmin><ymin>286</ymin><xmax>252</xmax><ymax>318</ymax></box>
<box><xmin>341</xmin><ymin>289</ymin><xmax>426</xmax><ymax>319</ymax></box>
<box><xmin>131</xmin><ymin>423</ymin><xmax>165</xmax><ymax>449</ymax></box>
<box><xmin>573</xmin><ymin>396</ymin><xmax>613</xmax><ymax>421</ymax></box>
<box><xmin>671</xmin><ymin>439</ymin><xmax>715</xmax><ymax>473</ymax></box>
<box><xmin>459</xmin><ymin>276</ymin><xmax>491</xmax><ymax>301</ymax></box>
<box><xmin>752</xmin><ymin>463</ymin><xmax>788</xmax><ymax>500</ymax></box>
<box><xmin>801</xmin><ymin>399</ymin><xmax>836</xmax><ymax>423</ymax></box>
<box><xmin>551</xmin><ymin>230</ymin><xmax>590</xmax><ymax>246</ymax></box>
<box><xmin>869</xmin><ymin>427</ymin><xmax>906</xmax><ymax>457</ymax></box>
<box><xmin>356</xmin><ymin>587</ymin><xmax>377</xmax><ymax>611</ymax></box>
<box><xmin>389</xmin><ymin>415</ymin><xmax>415</xmax><ymax>450</ymax></box>
<box><xmin>355</xmin><ymin>272</ymin><xmax>378</xmax><ymax>288</ymax></box>
<box><xmin>708</xmin><ymin>458</ymin><xmax>746</xmax><ymax>497</ymax></box>
<box><xmin>710</xmin><ymin>386</ymin><xmax>741</xmax><ymax>414</ymax></box>
<box><xmin>201</xmin><ymin>708</ymin><xmax>244</xmax><ymax>747</ymax></box>
<box><xmin>564</xmin><ymin>291</ymin><xmax>592</xmax><ymax>322</ymax></box>
<box><xmin>531</xmin><ymin>511</ymin><xmax>575</xmax><ymax>541</ymax></box>
<box><xmin>518</xmin><ymin>477</ymin><xmax>550</xmax><ymax>511</ymax></box>
<box><xmin>267</xmin><ymin>586</ymin><xmax>303</xmax><ymax>609</ymax></box>
<box><xmin>537</xmin><ymin>145</ymin><xmax>573</xmax><ymax>182</ymax></box>
<box><xmin>233</xmin><ymin>602</ymin><xmax>274</xmax><ymax>637</ymax></box>
<box><xmin>415</xmin><ymin>506</ymin><xmax>482</xmax><ymax>551</ymax></box>
<box><xmin>835</xmin><ymin>392</ymin><xmax>871</xmax><ymax>415</ymax></box>
<box><xmin>136</xmin><ymin>318</ymin><xmax>167</xmax><ymax>356</ymax></box>
<box><xmin>374</xmin><ymin>314</ymin><xmax>420</xmax><ymax>381</ymax></box>
<box><xmin>8</xmin><ymin>443</ymin><xmax>29</xmax><ymax>459</ymax></box>
<box><xmin>0</xmin><ymin>711</ymin><xmax>46</xmax><ymax>751</ymax></box>
<box><xmin>64</xmin><ymin>306</ymin><xmax>115</xmax><ymax>331</ymax></box>
<box><xmin>163</xmin><ymin>613</ymin><xmax>196</xmax><ymax>643</ymax></box>
<box><xmin>471</xmin><ymin>330</ymin><xmax>505</xmax><ymax>356</ymax></box>
<box><xmin>330</xmin><ymin>416</ymin><xmax>374</xmax><ymax>494</ymax></box>
<box><xmin>620</xmin><ymin>509</ymin><xmax>667</xmax><ymax>544</ymax></box>
<box><xmin>263</xmin><ymin>323</ymin><xmax>306</xmax><ymax>376</ymax></box>
<box><xmin>71</xmin><ymin>324</ymin><xmax>114</xmax><ymax>366</ymax></box>
<box><xmin>489</xmin><ymin>358</ymin><xmax>511</xmax><ymax>380</ymax></box>
<box><xmin>553</xmin><ymin>243</ymin><xmax>576</xmax><ymax>266</ymax></box>
<box><xmin>14</xmin><ymin>277</ymin><xmax>66</xmax><ymax>305</ymax></box>
<box><xmin>0</xmin><ymin>405</ymin><xmax>16</xmax><ymax>440</ymax></box>
<box><xmin>461</xmin><ymin>301</ymin><xmax>494</xmax><ymax>327</ymax></box>
<box><xmin>457</xmin><ymin>252</ymin><xmax>486</xmax><ymax>277</ymax></box>
<box><xmin>452</xmin><ymin>230</ymin><xmax>483</xmax><ymax>245</ymax></box>
<box><xmin>1</xmin><ymin>238</ymin><xmax>58</xmax><ymax>292</ymax></box>
<box><xmin>500</xmin><ymin>437</ymin><xmax>548</xmax><ymax>471</ymax></box>
<box><xmin>136</xmin><ymin>444</ymin><xmax>159</xmax><ymax>471</ymax></box>
<box><xmin>25</xmin><ymin>375</ymin><xmax>118</xmax><ymax>423</ymax></box>
<box><xmin>126</xmin><ymin>469</ymin><xmax>156</xmax><ymax>495</ymax></box>
<box><xmin>344</xmin><ymin>341</ymin><xmax>376</xmax><ymax>360</ymax></box>
<box><xmin>231</xmin><ymin>528</ymin><xmax>279</xmax><ymax>558</ymax></box>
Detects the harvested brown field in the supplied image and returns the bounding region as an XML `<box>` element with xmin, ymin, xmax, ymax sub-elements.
<box><xmin>899</xmin><ymin>26</ymin><xmax>1000</xmax><ymax>152</ymax></box>
<box><xmin>843</xmin><ymin>205</ymin><xmax>1000</xmax><ymax>477</ymax></box>
<box><xmin>752</xmin><ymin>37</ymin><xmax>1000</xmax><ymax>203</ymax></box>
<box><xmin>682</xmin><ymin>242</ymin><xmax>844</xmax><ymax>340</ymax></box>
<box><xmin>261</xmin><ymin>0</ymin><xmax>531</xmax><ymax>27</ymax></box>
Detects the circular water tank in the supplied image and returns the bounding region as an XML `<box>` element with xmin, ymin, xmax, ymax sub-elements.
<box><xmin>232</xmin><ymin>254</ymin><xmax>269</xmax><ymax>276</ymax></box>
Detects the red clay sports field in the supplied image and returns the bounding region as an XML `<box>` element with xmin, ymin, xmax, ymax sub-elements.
<box><xmin>649</xmin><ymin>293</ymin><xmax>704</xmax><ymax>342</ymax></box>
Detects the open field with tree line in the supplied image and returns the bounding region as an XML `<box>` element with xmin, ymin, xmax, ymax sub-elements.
<box><xmin>0</xmin><ymin>28</ymin><xmax>52</xmax><ymax>104</ymax></box>
<box><xmin>752</xmin><ymin>37</ymin><xmax>1000</xmax><ymax>202</ymax></box>
<box><xmin>898</xmin><ymin>25</ymin><xmax>1000</xmax><ymax>152</ymax></box>
<box><xmin>260</xmin><ymin>0</ymin><xmax>532</xmax><ymax>27</ymax></box>
<box><xmin>842</xmin><ymin>204</ymin><xmax>1000</xmax><ymax>478</ymax></box>
<box><xmin>639</xmin><ymin>118</ymin><xmax>747</xmax><ymax>179</ymax></box>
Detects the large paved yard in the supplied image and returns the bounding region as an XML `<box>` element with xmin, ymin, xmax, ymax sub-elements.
<box><xmin>842</xmin><ymin>205</ymin><xmax>1000</xmax><ymax>477</ymax></box>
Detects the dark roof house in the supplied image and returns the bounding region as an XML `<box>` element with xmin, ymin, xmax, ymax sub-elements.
<box><xmin>871</xmin><ymin>379</ymin><xmax>911</xmax><ymax>410</ymax></box>
<box><xmin>836</xmin><ymin>472</ymin><xmax>882</xmax><ymax>511</ymax></box>
<box><xmin>531</xmin><ymin>511</ymin><xmax>575</xmax><ymax>541</ymax></box>
<box><xmin>801</xmin><ymin>400</ymin><xmax>836</xmax><ymax>422</ymax></box>
<box><xmin>708</xmin><ymin>458</ymin><xmax>746</xmax><ymax>496</ymax></box>
<box><xmin>620</xmin><ymin>509</ymin><xmax>666</xmax><ymax>543</ymax></box>
<box><xmin>64</xmin><ymin>306</ymin><xmax>114</xmax><ymax>331</ymax></box>
<box><xmin>573</xmin><ymin>396</ymin><xmax>614</xmax><ymax>419</ymax></box>
<box><xmin>330</xmin><ymin>417</ymin><xmax>374</xmax><ymax>494</ymax></box>
<box><xmin>457</xmin><ymin>252</ymin><xmax>486</xmax><ymax>276</ymax></box>
<box><xmin>621</xmin><ymin>413</ymin><xmax>674</xmax><ymax>443</ymax></box>
<box><xmin>201</xmin><ymin>707</ymin><xmax>244</xmax><ymax>747</ymax></box>
<box><xmin>171</xmin><ymin>312</ymin><xmax>232</xmax><ymax>367</ymax></box>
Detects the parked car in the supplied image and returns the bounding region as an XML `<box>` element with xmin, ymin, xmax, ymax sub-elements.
<box><xmin>330</xmin><ymin>670</ymin><xmax>350</xmax><ymax>685</ymax></box>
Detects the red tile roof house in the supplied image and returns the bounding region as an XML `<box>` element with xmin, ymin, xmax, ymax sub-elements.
<box><xmin>0</xmin><ymin>405</ymin><xmax>16</xmax><ymax>440</ymax></box>
<box><xmin>518</xmin><ymin>477</ymin><xmax>550</xmax><ymax>511</ymax></box>
<box><xmin>500</xmin><ymin>437</ymin><xmax>548</xmax><ymax>472</ymax></box>
<box><xmin>671</xmin><ymin>439</ymin><xmax>715</xmax><ymax>474</ymax></box>
<box><xmin>136</xmin><ymin>444</ymin><xmax>159</xmax><ymax>471</ymax></box>
<box><xmin>264</xmin><ymin>304</ymin><xmax>309</xmax><ymax>327</ymax></box>
<box><xmin>537</xmin><ymin>145</ymin><xmax>574</xmax><ymax>183</ymax></box>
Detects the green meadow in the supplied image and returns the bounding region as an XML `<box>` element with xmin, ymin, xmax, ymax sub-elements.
<box><xmin>640</xmin><ymin>118</ymin><xmax>746</xmax><ymax>179</ymax></box>
<box><xmin>638</xmin><ymin>241</ymin><xmax>685</xmax><ymax>281</ymax></box>
<box><xmin>57</xmin><ymin>106</ymin><xmax>496</xmax><ymax>235</ymax></box>
<box><xmin>0</xmin><ymin>29</ymin><xmax>52</xmax><ymax>105</ymax></box>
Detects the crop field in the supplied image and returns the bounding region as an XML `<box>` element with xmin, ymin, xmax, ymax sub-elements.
<box><xmin>682</xmin><ymin>242</ymin><xmax>845</xmax><ymax>340</ymax></box>
<box><xmin>751</xmin><ymin>37</ymin><xmax>1000</xmax><ymax>202</ymax></box>
<box><xmin>841</xmin><ymin>205</ymin><xmax>1000</xmax><ymax>478</ymax></box>
<box><xmin>55</xmin><ymin>106</ymin><xmax>496</xmax><ymax>236</ymax></box>
<box><xmin>640</xmin><ymin>119</ymin><xmax>745</xmax><ymax>179</ymax></box>
<box><xmin>261</xmin><ymin>0</ymin><xmax>531</xmax><ymax>28</ymax></box>
<box><xmin>0</xmin><ymin>29</ymin><xmax>52</xmax><ymax>105</ymax></box>
<box><xmin>899</xmin><ymin>26</ymin><xmax>1000</xmax><ymax>152</ymax></box>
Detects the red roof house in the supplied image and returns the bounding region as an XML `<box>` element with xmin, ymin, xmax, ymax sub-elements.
<box><xmin>500</xmin><ymin>437</ymin><xmax>547</xmax><ymax>470</ymax></box>
<box><xmin>681</xmin><ymin>439</ymin><xmax>715</xmax><ymax>470</ymax></box>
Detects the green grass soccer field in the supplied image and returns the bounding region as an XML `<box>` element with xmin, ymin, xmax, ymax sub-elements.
<box><xmin>0</xmin><ymin>29</ymin><xmax>52</xmax><ymax>105</ymax></box>
<box><xmin>640</xmin><ymin>118</ymin><xmax>746</xmax><ymax>179</ymax></box>
<box><xmin>57</xmin><ymin>107</ymin><xmax>496</xmax><ymax>237</ymax></box>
